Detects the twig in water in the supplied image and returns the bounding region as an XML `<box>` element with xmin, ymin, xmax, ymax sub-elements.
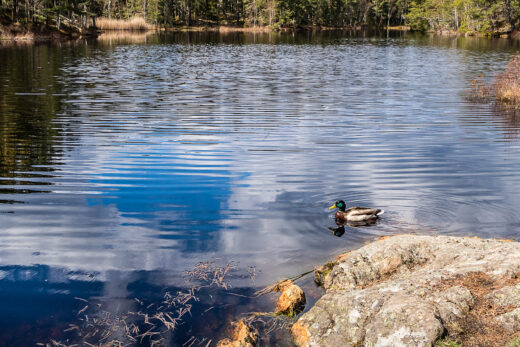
<box><xmin>254</xmin><ymin>268</ymin><xmax>314</xmax><ymax>297</ymax></box>
<box><xmin>182</xmin><ymin>336</ymin><xmax>196</xmax><ymax>346</ymax></box>
<box><xmin>77</xmin><ymin>305</ymin><xmax>88</xmax><ymax>315</ymax></box>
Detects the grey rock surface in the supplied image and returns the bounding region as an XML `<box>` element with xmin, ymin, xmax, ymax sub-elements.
<box><xmin>496</xmin><ymin>307</ymin><xmax>520</xmax><ymax>331</ymax></box>
<box><xmin>486</xmin><ymin>283</ymin><xmax>520</xmax><ymax>307</ymax></box>
<box><xmin>292</xmin><ymin>235</ymin><xmax>520</xmax><ymax>346</ymax></box>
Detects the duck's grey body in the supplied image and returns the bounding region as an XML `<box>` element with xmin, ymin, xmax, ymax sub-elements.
<box><xmin>335</xmin><ymin>207</ymin><xmax>384</xmax><ymax>222</ymax></box>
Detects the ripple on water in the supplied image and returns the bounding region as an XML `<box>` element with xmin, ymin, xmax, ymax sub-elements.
<box><xmin>1</xmin><ymin>31</ymin><xmax>520</xmax><ymax>345</ymax></box>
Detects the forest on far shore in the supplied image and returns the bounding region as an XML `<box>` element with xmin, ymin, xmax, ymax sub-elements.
<box><xmin>1</xmin><ymin>0</ymin><xmax>520</xmax><ymax>35</ymax></box>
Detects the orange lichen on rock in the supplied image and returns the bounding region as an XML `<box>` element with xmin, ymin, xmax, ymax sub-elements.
<box><xmin>291</xmin><ymin>321</ymin><xmax>310</xmax><ymax>346</ymax></box>
<box><xmin>335</xmin><ymin>250</ymin><xmax>353</xmax><ymax>263</ymax></box>
<box><xmin>216</xmin><ymin>320</ymin><xmax>258</xmax><ymax>347</ymax></box>
<box><xmin>274</xmin><ymin>280</ymin><xmax>306</xmax><ymax>317</ymax></box>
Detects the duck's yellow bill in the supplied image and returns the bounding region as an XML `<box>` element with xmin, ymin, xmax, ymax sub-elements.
<box><xmin>329</xmin><ymin>204</ymin><xmax>336</xmax><ymax>210</ymax></box>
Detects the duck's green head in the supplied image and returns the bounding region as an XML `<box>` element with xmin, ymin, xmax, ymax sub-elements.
<box><xmin>329</xmin><ymin>200</ymin><xmax>346</xmax><ymax>212</ymax></box>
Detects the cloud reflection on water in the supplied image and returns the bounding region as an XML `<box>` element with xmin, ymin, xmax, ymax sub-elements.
<box><xmin>1</xmin><ymin>33</ymin><xmax>520</xmax><ymax>289</ymax></box>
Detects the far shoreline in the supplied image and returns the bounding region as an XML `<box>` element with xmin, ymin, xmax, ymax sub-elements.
<box><xmin>2</xmin><ymin>23</ymin><xmax>520</xmax><ymax>43</ymax></box>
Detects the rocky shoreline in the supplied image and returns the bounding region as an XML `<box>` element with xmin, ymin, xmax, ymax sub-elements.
<box><xmin>291</xmin><ymin>234</ymin><xmax>520</xmax><ymax>346</ymax></box>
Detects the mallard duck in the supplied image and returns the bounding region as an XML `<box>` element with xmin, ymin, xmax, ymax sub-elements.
<box><xmin>329</xmin><ymin>200</ymin><xmax>384</xmax><ymax>222</ymax></box>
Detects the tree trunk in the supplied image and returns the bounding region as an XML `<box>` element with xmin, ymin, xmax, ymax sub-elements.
<box><xmin>163</xmin><ymin>0</ymin><xmax>166</xmax><ymax>26</ymax></box>
<box><xmin>13</xmin><ymin>0</ymin><xmax>18</xmax><ymax>22</ymax></box>
<box><xmin>187</xmin><ymin>0</ymin><xmax>191</xmax><ymax>25</ymax></box>
<box><xmin>386</xmin><ymin>0</ymin><xmax>392</xmax><ymax>28</ymax></box>
<box><xmin>92</xmin><ymin>15</ymin><xmax>96</xmax><ymax>28</ymax></box>
<box><xmin>269</xmin><ymin>0</ymin><xmax>272</xmax><ymax>26</ymax></box>
<box><xmin>505</xmin><ymin>0</ymin><xmax>514</xmax><ymax>30</ymax></box>
<box><xmin>362</xmin><ymin>3</ymin><xmax>370</xmax><ymax>24</ymax></box>
<box><xmin>82</xmin><ymin>4</ymin><xmax>86</xmax><ymax>28</ymax></box>
<box><xmin>235</xmin><ymin>0</ymin><xmax>239</xmax><ymax>23</ymax></box>
<box><xmin>386</xmin><ymin>1</ymin><xmax>391</xmax><ymax>38</ymax></box>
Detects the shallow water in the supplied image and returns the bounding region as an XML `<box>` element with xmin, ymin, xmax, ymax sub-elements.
<box><xmin>1</xmin><ymin>30</ymin><xmax>520</xmax><ymax>345</ymax></box>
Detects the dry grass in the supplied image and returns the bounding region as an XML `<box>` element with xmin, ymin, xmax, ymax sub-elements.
<box><xmin>468</xmin><ymin>75</ymin><xmax>492</xmax><ymax>102</ymax></box>
<box><xmin>469</xmin><ymin>55</ymin><xmax>520</xmax><ymax>108</ymax></box>
<box><xmin>495</xmin><ymin>55</ymin><xmax>520</xmax><ymax>106</ymax></box>
<box><xmin>435</xmin><ymin>272</ymin><xmax>520</xmax><ymax>347</ymax></box>
<box><xmin>95</xmin><ymin>17</ymin><xmax>154</xmax><ymax>31</ymax></box>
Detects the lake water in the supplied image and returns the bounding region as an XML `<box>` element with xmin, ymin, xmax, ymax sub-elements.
<box><xmin>1</xmin><ymin>30</ymin><xmax>520</xmax><ymax>346</ymax></box>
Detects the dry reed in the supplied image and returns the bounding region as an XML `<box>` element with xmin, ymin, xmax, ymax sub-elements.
<box><xmin>495</xmin><ymin>55</ymin><xmax>520</xmax><ymax>107</ymax></box>
<box><xmin>469</xmin><ymin>54</ymin><xmax>520</xmax><ymax>108</ymax></box>
<box><xmin>41</xmin><ymin>261</ymin><xmax>239</xmax><ymax>347</ymax></box>
<box><xmin>95</xmin><ymin>17</ymin><xmax>154</xmax><ymax>31</ymax></box>
<box><xmin>468</xmin><ymin>74</ymin><xmax>492</xmax><ymax>102</ymax></box>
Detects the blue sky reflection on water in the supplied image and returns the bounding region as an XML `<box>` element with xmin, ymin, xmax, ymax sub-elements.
<box><xmin>86</xmin><ymin>146</ymin><xmax>237</xmax><ymax>247</ymax></box>
<box><xmin>2</xmin><ymin>31</ymin><xmax>520</xmax><ymax>345</ymax></box>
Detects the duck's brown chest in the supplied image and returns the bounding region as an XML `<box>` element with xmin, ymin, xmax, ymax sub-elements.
<box><xmin>335</xmin><ymin>211</ymin><xmax>347</xmax><ymax>220</ymax></box>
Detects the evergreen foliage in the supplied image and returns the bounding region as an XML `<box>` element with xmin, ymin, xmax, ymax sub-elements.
<box><xmin>1</xmin><ymin>0</ymin><xmax>519</xmax><ymax>32</ymax></box>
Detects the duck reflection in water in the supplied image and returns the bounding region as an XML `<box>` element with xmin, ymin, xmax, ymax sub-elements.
<box><xmin>328</xmin><ymin>218</ymin><xmax>379</xmax><ymax>237</ymax></box>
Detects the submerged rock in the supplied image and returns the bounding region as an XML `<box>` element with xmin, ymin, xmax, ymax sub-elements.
<box><xmin>292</xmin><ymin>235</ymin><xmax>520</xmax><ymax>346</ymax></box>
<box><xmin>217</xmin><ymin>320</ymin><xmax>258</xmax><ymax>347</ymax></box>
<box><xmin>274</xmin><ymin>280</ymin><xmax>306</xmax><ymax>317</ymax></box>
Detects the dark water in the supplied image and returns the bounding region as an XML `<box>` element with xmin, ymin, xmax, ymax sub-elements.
<box><xmin>2</xmin><ymin>30</ymin><xmax>520</xmax><ymax>345</ymax></box>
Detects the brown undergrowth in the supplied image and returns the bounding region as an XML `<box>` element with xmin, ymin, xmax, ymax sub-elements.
<box><xmin>435</xmin><ymin>272</ymin><xmax>520</xmax><ymax>347</ymax></box>
<box><xmin>0</xmin><ymin>23</ymin><xmax>70</xmax><ymax>41</ymax></box>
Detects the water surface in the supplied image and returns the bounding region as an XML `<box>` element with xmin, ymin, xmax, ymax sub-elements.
<box><xmin>1</xmin><ymin>31</ymin><xmax>520</xmax><ymax>345</ymax></box>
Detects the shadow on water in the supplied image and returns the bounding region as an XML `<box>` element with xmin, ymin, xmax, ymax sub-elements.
<box><xmin>0</xmin><ymin>46</ymin><xmax>65</xmax><ymax>177</ymax></box>
<box><xmin>329</xmin><ymin>219</ymin><xmax>380</xmax><ymax>237</ymax></box>
<box><xmin>89</xmin><ymin>29</ymin><xmax>520</xmax><ymax>50</ymax></box>
<box><xmin>3</xmin><ymin>31</ymin><xmax>520</xmax><ymax>345</ymax></box>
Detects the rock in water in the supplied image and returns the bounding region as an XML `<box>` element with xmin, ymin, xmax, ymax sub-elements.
<box><xmin>274</xmin><ymin>280</ymin><xmax>306</xmax><ymax>317</ymax></box>
<box><xmin>292</xmin><ymin>235</ymin><xmax>520</xmax><ymax>347</ymax></box>
<box><xmin>216</xmin><ymin>320</ymin><xmax>258</xmax><ymax>347</ymax></box>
